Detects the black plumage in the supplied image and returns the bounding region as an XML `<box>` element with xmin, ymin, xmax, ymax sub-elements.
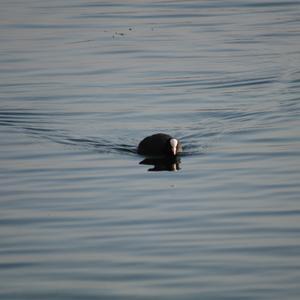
<box><xmin>137</xmin><ymin>133</ymin><xmax>182</xmax><ymax>157</ymax></box>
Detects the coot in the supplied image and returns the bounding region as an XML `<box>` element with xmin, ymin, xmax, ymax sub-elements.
<box><xmin>137</xmin><ymin>133</ymin><xmax>182</xmax><ymax>157</ymax></box>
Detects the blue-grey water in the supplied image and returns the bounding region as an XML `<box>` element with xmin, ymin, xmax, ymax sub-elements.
<box><xmin>1</xmin><ymin>1</ymin><xmax>300</xmax><ymax>299</ymax></box>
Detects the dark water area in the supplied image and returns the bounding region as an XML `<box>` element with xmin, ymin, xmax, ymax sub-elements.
<box><xmin>1</xmin><ymin>0</ymin><xmax>300</xmax><ymax>299</ymax></box>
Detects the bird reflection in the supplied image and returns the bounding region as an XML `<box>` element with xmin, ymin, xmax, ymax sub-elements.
<box><xmin>139</xmin><ymin>157</ymin><xmax>181</xmax><ymax>172</ymax></box>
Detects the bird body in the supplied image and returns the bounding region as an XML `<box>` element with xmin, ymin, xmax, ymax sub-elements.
<box><xmin>137</xmin><ymin>133</ymin><xmax>182</xmax><ymax>157</ymax></box>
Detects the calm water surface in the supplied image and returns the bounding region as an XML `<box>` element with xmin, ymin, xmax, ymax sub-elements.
<box><xmin>1</xmin><ymin>0</ymin><xmax>300</xmax><ymax>299</ymax></box>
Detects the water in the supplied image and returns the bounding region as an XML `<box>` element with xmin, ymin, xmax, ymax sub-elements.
<box><xmin>1</xmin><ymin>0</ymin><xmax>300</xmax><ymax>299</ymax></box>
